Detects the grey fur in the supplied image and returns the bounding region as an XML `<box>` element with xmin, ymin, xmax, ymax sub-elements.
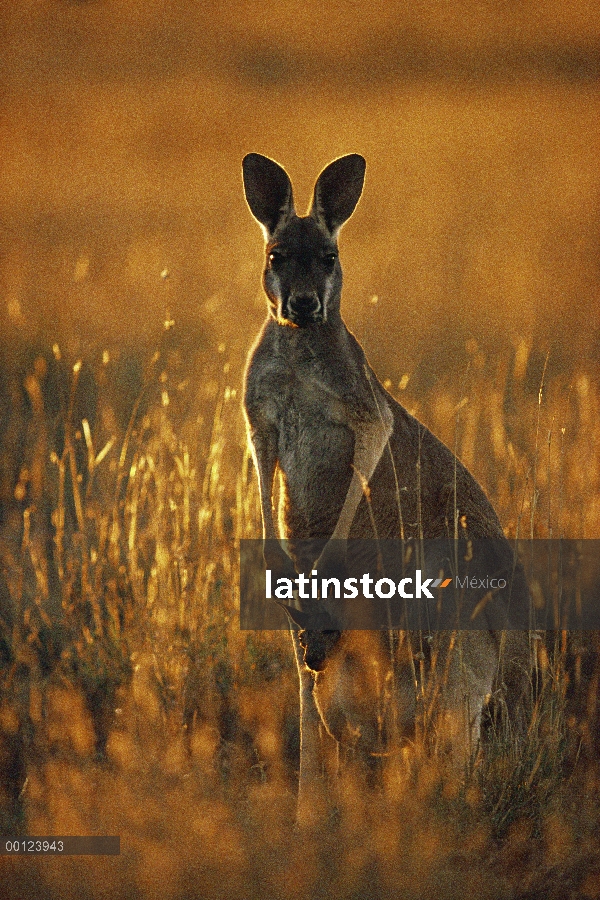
<box><xmin>242</xmin><ymin>153</ymin><xmax>530</xmax><ymax>824</ymax></box>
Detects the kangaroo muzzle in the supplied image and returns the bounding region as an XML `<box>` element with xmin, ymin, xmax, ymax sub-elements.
<box><xmin>287</xmin><ymin>293</ymin><xmax>322</xmax><ymax>326</ymax></box>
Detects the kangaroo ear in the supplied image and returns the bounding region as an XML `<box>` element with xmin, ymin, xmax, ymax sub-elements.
<box><xmin>242</xmin><ymin>153</ymin><xmax>295</xmax><ymax>238</ymax></box>
<box><xmin>310</xmin><ymin>154</ymin><xmax>366</xmax><ymax>237</ymax></box>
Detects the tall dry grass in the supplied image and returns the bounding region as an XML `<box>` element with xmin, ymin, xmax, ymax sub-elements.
<box><xmin>0</xmin><ymin>329</ymin><xmax>599</xmax><ymax>900</ymax></box>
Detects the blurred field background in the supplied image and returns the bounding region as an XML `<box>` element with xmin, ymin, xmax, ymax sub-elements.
<box><xmin>1</xmin><ymin>1</ymin><xmax>600</xmax><ymax>898</ymax></box>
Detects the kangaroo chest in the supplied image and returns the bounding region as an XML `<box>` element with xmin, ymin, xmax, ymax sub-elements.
<box><xmin>275</xmin><ymin>368</ymin><xmax>355</xmax><ymax>536</ymax></box>
<box><xmin>278</xmin><ymin>372</ymin><xmax>352</xmax><ymax>450</ymax></box>
<box><xmin>245</xmin><ymin>325</ymin><xmax>380</xmax><ymax>540</ymax></box>
<box><xmin>253</xmin><ymin>345</ymin><xmax>358</xmax><ymax>447</ymax></box>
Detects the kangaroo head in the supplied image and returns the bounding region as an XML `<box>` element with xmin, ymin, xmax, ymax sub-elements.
<box><xmin>242</xmin><ymin>153</ymin><xmax>366</xmax><ymax>327</ymax></box>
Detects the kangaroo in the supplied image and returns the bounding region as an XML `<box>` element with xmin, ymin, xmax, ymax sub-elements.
<box><xmin>241</xmin><ymin>152</ymin><xmax>530</xmax><ymax>823</ymax></box>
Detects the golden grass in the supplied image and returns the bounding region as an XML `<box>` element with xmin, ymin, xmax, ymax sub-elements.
<box><xmin>0</xmin><ymin>331</ymin><xmax>599</xmax><ymax>900</ymax></box>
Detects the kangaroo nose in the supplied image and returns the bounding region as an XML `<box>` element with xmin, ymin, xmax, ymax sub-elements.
<box><xmin>289</xmin><ymin>294</ymin><xmax>320</xmax><ymax>316</ymax></box>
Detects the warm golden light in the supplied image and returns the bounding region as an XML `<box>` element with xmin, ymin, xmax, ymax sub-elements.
<box><xmin>0</xmin><ymin>3</ymin><xmax>599</xmax><ymax>898</ymax></box>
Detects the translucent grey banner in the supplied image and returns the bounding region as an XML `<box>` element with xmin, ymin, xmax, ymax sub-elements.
<box><xmin>239</xmin><ymin>539</ymin><xmax>600</xmax><ymax>631</ymax></box>
<box><xmin>0</xmin><ymin>836</ymin><xmax>120</xmax><ymax>855</ymax></box>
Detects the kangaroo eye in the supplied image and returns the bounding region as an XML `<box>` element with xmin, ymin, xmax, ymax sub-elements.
<box><xmin>322</xmin><ymin>253</ymin><xmax>337</xmax><ymax>266</ymax></box>
<box><xmin>268</xmin><ymin>250</ymin><xmax>285</xmax><ymax>265</ymax></box>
